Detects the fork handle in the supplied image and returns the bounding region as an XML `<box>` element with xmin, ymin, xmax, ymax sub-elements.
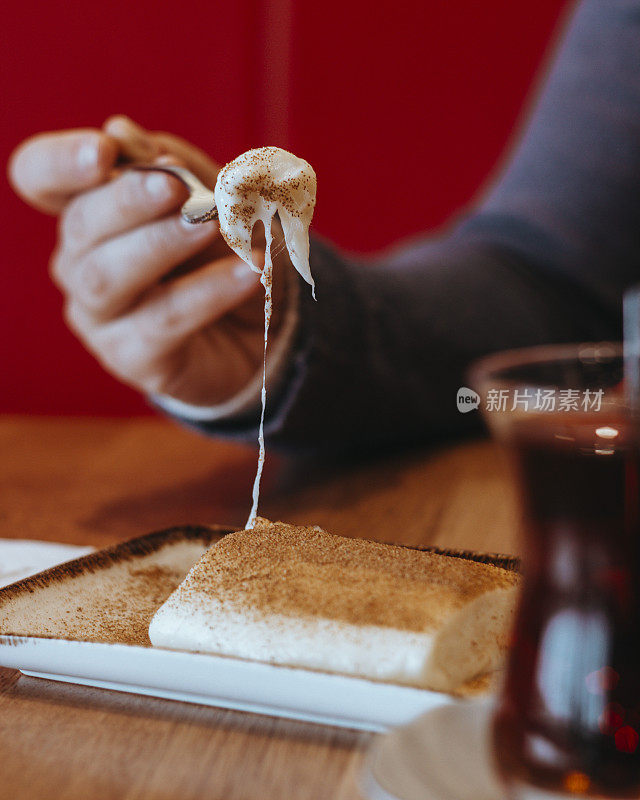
<box><xmin>127</xmin><ymin>163</ymin><xmax>210</xmax><ymax>197</ymax></box>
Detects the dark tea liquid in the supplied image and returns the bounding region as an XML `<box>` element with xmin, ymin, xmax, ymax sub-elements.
<box><xmin>494</xmin><ymin>413</ymin><xmax>640</xmax><ymax>799</ymax></box>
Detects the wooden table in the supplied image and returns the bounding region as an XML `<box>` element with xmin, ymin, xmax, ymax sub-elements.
<box><xmin>0</xmin><ymin>416</ymin><xmax>520</xmax><ymax>800</ymax></box>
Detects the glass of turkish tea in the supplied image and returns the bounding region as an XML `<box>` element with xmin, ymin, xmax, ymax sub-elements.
<box><xmin>470</xmin><ymin>342</ymin><xmax>640</xmax><ymax>800</ymax></box>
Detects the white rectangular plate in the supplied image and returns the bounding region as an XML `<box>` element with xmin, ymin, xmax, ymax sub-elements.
<box><xmin>0</xmin><ymin>635</ymin><xmax>457</xmax><ymax>731</ymax></box>
<box><xmin>0</xmin><ymin>526</ymin><xmax>504</xmax><ymax>731</ymax></box>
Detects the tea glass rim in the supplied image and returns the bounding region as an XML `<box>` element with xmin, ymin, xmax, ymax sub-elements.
<box><xmin>468</xmin><ymin>341</ymin><xmax>622</xmax><ymax>391</ymax></box>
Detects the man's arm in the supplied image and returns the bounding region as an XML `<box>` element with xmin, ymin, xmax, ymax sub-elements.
<box><xmin>176</xmin><ymin>0</ymin><xmax>640</xmax><ymax>450</ymax></box>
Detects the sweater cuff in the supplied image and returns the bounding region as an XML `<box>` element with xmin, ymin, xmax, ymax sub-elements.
<box><xmin>150</xmin><ymin>266</ymin><xmax>300</xmax><ymax>423</ymax></box>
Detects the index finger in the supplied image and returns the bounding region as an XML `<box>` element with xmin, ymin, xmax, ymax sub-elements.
<box><xmin>8</xmin><ymin>129</ymin><xmax>118</xmax><ymax>215</ymax></box>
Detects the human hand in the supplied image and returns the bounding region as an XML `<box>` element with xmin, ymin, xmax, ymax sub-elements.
<box><xmin>8</xmin><ymin>116</ymin><xmax>290</xmax><ymax>407</ymax></box>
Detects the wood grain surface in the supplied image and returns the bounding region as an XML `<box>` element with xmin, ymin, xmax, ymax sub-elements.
<box><xmin>0</xmin><ymin>416</ymin><xmax>520</xmax><ymax>800</ymax></box>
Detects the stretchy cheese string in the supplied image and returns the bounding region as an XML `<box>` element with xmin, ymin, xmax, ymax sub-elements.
<box><xmin>247</xmin><ymin>223</ymin><xmax>273</xmax><ymax>529</ymax></box>
<box><xmin>213</xmin><ymin>148</ymin><xmax>316</xmax><ymax>528</ymax></box>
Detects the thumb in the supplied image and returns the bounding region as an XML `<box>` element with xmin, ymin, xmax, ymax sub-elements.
<box><xmin>103</xmin><ymin>115</ymin><xmax>221</xmax><ymax>190</ymax></box>
<box><xmin>103</xmin><ymin>114</ymin><xmax>161</xmax><ymax>162</ymax></box>
<box><xmin>150</xmin><ymin>130</ymin><xmax>221</xmax><ymax>188</ymax></box>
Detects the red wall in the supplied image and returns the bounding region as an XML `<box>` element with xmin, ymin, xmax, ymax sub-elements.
<box><xmin>2</xmin><ymin>0</ymin><xmax>571</xmax><ymax>415</ymax></box>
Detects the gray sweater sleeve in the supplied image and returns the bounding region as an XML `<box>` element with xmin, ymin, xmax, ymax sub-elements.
<box><xmin>171</xmin><ymin>0</ymin><xmax>640</xmax><ymax>452</ymax></box>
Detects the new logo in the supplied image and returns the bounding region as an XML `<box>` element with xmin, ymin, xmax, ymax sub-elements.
<box><xmin>456</xmin><ymin>387</ymin><xmax>480</xmax><ymax>413</ymax></box>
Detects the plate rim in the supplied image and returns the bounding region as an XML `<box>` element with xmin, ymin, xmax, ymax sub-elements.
<box><xmin>0</xmin><ymin>524</ymin><xmax>520</xmax><ymax>610</ymax></box>
<box><xmin>0</xmin><ymin>524</ymin><xmax>235</xmax><ymax>606</ymax></box>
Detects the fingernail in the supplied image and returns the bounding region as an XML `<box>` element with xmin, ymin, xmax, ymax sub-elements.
<box><xmin>77</xmin><ymin>139</ymin><xmax>98</xmax><ymax>171</ymax></box>
<box><xmin>144</xmin><ymin>172</ymin><xmax>170</xmax><ymax>198</ymax></box>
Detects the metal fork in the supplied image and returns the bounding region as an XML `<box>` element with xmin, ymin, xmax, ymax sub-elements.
<box><xmin>128</xmin><ymin>163</ymin><xmax>218</xmax><ymax>224</ymax></box>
